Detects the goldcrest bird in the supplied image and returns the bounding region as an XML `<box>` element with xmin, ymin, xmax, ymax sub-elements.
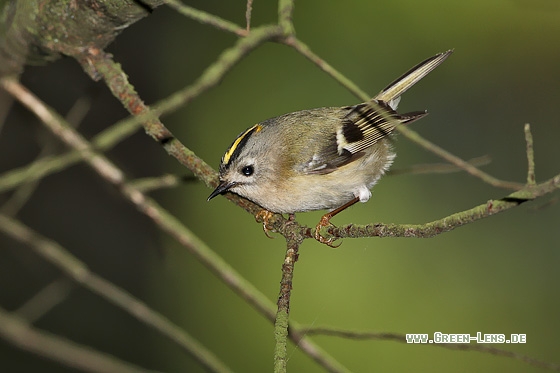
<box><xmin>208</xmin><ymin>50</ymin><xmax>452</xmax><ymax>245</ymax></box>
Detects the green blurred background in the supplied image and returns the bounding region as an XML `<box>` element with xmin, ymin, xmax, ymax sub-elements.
<box><xmin>1</xmin><ymin>0</ymin><xmax>559</xmax><ymax>372</ymax></box>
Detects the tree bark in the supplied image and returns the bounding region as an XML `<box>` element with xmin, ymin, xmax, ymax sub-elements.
<box><xmin>0</xmin><ymin>0</ymin><xmax>164</xmax><ymax>76</ymax></box>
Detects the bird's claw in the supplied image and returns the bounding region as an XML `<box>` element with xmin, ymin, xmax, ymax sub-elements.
<box><xmin>255</xmin><ymin>209</ymin><xmax>275</xmax><ymax>239</ymax></box>
<box><xmin>314</xmin><ymin>216</ymin><xmax>341</xmax><ymax>247</ymax></box>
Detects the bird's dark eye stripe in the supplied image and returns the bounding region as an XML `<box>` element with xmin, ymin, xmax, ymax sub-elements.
<box><xmin>241</xmin><ymin>165</ymin><xmax>254</xmax><ymax>176</ymax></box>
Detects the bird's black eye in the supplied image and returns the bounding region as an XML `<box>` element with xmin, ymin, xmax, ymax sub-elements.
<box><xmin>241</xmin><ymin>165</ymin><xmax>254</xmax><ymax>176</ymax></box>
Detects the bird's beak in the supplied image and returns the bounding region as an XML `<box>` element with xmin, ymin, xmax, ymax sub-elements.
<box><xmin>207</xmin><ymin>181</ymin><xmax>236</xmax><ymax>201</ymax></box>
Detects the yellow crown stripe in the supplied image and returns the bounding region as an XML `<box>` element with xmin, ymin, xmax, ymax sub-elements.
<box><xmin>222</xmin><ymin>124</ymin><xmax>262</xmax><ymax>165</ymax></box>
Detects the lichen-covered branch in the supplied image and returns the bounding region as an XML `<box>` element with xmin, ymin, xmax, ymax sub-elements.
<box><xmin>0</xmin><ymin>0</ymin><xmax>164</xmax><ymax>76</ymax></box>
<box><xmin>81</xmin><ymin>25</ymin><xmax>282</xmax><ymax>188</ymax></box>
<box><xmin>324</xmin><ymin>173</ymin><xmax>560</xmax><ymax>242</ymax></box>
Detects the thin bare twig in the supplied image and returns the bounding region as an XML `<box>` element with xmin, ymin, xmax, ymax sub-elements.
<box><xmin>397</xmin><ymin>125</ymin><xmax>524</xmax><ymax>190</ymax></box>
<box><xmin>388</xmin><ymin>155</ymin><xmax>491</xmax><ymax>176</ymax></box>
<box><xmin>164</xmin><ymin>0</ymin><xmax>247</xmax><ymax>36</ymax></box>
<box><xmin>283</xmin><ymin>37</ymin><xmax>370</xmax><ymax>101</ymax></box>
<box><xmin>246</xmin><ymin>0</ymin><xmax>253</xmax><ymax>32</ymax></box>
<box><xmin>301</xmin><ymin>327</ymin><xmax>560</xmax><ymax>371</ymax></box>
<box><xmin>525</xmin><ymin>123</ymin><xmax>536</xmax><ymax>185</ymax></box>
<box><xmin>0</xmin><ymin>95</ymin><xmax>91</xmax><ymax>215</ymax></box>
<box><xmin>127</xmin><ymin>174</ymin><xmax>184</xmax><ymax>192</ymax></box>
<box><xmin>0</xmin><ymin>111</ymin><xmax>142</xmax><ymax>194</ymax></box>
<box><xmin>0</xmin><ymin>141</ymin><xmax>56</xmax><ymax>215</ymax></box>
<box><xmin>15</xmin><ymin>279</ymin><xmax>74</xmax><ymax>323</ymax></box>
<box><xmin>0</xmin><ymin>306</ymin><xmax>159</xmax><ymax>373</ymax></box>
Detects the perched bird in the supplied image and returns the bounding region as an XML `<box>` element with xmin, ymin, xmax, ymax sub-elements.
<box><xmin>208</xmin><ymin>50</ymin><xmax>452</xmax><ymax>245</ymax></box>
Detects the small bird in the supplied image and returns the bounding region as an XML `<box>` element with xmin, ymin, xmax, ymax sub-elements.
<box><xmin>208</xmin><ymin>50</ymin><xmax>452</xmax><ymax>245</ymax></box>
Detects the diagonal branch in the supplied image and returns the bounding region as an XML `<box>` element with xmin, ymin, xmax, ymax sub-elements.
<box><xmin>164</xmin><ymin>0</ymin><xmax>247</xmax><ymax>36</ymax></box>
<box><xmin>0</xmin><ymin>213</ymin><xmax>233</xmax><ymax>373</ymax></box>
<box><xmin>396</xmin><ymin>125</ymin><xmax>524</xmax><ymax>190</ymax></box>
<box><xmin>388</xmin><ymin>155</ymin><xmax>492</xmax><ymax>176</ymax></box>
<box><xmin>0</xmin><ymin>306</ymin><xmax>159</xmax><ymax>373</ymax></box>
<box><xmin>14</xmin><ymin>279</ymin><xmax>74</xmax><ymax>323</ymax></box>
<box><xmin>80</xmin><ymin>25</ymin><xmax>282</xmax><ymax>189</ymax></box>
